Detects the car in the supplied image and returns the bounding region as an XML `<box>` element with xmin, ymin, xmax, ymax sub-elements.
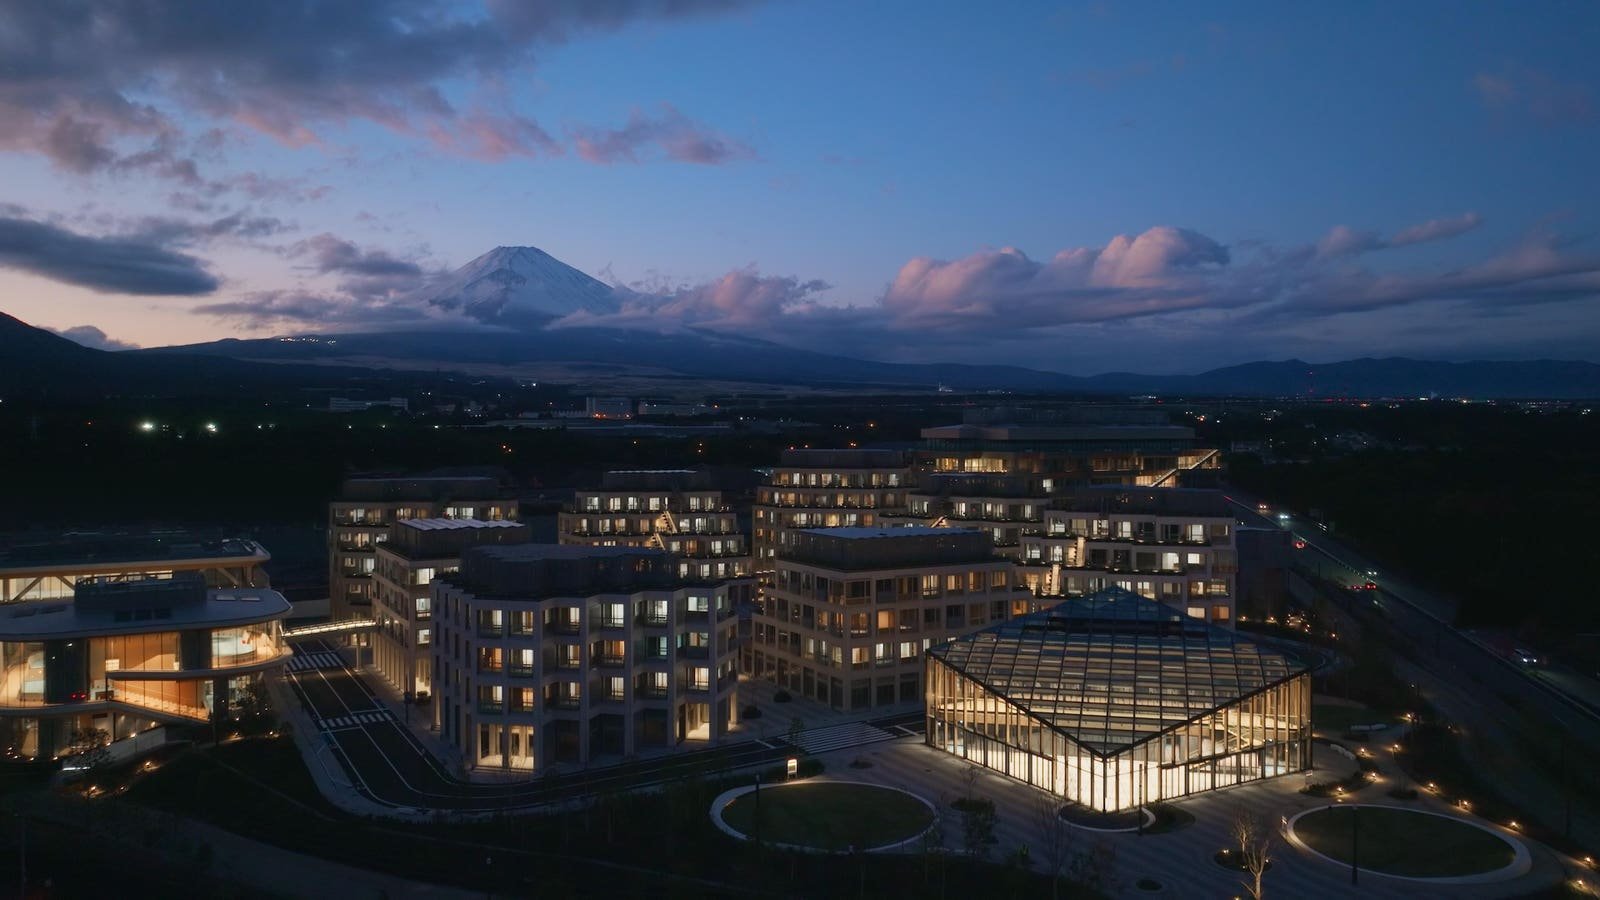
<box><xmin>1293</xmin><ymin>538</ymin><xmax>1307</xmax><ymax>550</ymax></box>
<box><xmin>1512</xmin><ymin>648</ymin><xmax>1543</xmax><ymax>666</ymax></box>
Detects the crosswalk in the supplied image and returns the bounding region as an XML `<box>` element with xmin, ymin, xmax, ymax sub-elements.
<box><xmin>791</xmin><ymin>720</ymin><xmax>900</xmax><ymax>755</ymax></box>
<box><xmin>286</xmin><ymin>650</ymin><xmax>345</xmax><ymax>672</ymax></box>
<box><xmin>319</xmin><ymin>709</ymin><xmax>393</xmax><ymax>730</ymax></box>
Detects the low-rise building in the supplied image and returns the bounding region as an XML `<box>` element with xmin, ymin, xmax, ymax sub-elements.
<box><xmin>432</xmin><ymin>544</ymin><xmax>740</xmax><ymax>775</ymax></box>
<box><xmin>371</xmin><ymin>518</ymin><xmax>530</xmax><ymax>698</ymax></box>
<box><xmin>0</xmin><ymin>531</ymin><xmax>270</xmax><ymax>605</ymax></box>
<box><xmin>0</xmin><ymin>573</ymin><xmax>291</xmax><ymax>761</ymax></box>
<box><xmin>926</xmin><ymin>587</ymin><xmax>1310</xmax><ymax>811</ymax></box>
<box><xmin>748</xmin><ymin>526</ymin><xmax>1030</xmax><ymax>712</ymax></box>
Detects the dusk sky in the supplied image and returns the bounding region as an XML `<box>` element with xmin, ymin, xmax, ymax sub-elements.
<box><xmin>1</xmin><ymin>1</ymin><xmax>1597</xmax><ymax>374</ymax></box>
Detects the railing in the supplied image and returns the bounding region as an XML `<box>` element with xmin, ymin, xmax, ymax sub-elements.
<box><xmin>508</xmin><ymin>664</ymin><xmax>534</xmax><ymax>678</ymax></box>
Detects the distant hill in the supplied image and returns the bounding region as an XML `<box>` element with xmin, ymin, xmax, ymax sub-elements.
<box><xmin>0</xmin><ymin>311</ymin><xmax>418</xmax><ymax>399</ymax></box>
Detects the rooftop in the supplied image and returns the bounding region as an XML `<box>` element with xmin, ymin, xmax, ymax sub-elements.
<box><xmin>1050</xmin><ymin>486</ymin><xmax>1234</xmax><ymax>519</ymax></box>
<box><xmin>0</xmin><ymin>581</ymin><xmax>290</xmax><ymax>639</ymax></box>
<box><xmin>0</xmin><ymin>531</ymin><xmax>268</xmax><ymax>574</ymax></box>
<box><xmin>783</xmin><ymin>526</ymin><xmax>997</xmax><ymax>571</ymax></box>
<box><xmin>929</xmin><ymin>587</ymin><xmax>1308</xmax><ymax>755</ymax></box>
<box><xmin>397</xmin><ymin>518</ymin><xmax>526</xmax><ymax>532</ymax></box>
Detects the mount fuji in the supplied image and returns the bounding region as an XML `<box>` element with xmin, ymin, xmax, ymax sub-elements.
<box><xmin>416</xmin><ymin>245</ymin><xmax>621</xmax><ymax>326</ymax></box>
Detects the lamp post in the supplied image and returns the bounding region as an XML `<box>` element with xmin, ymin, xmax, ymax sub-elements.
<box><xmin>1350</xmin><ymin>803</ymin><xmax>1359</xmax><ymax>886</ymax></box>
<box><xmin>754</xmin><ymin>772</ymin><xmax>762</xmax><ymax>846</ymax></box>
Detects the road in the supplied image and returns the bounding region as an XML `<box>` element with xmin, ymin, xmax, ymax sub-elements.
<box><xmin>282</xmin><ymin>639</ymin><xmax>924</xmax><ymax>812</ymax></box>
<box><xmin>1225</xmin><ymin>485</ymin><xmax>1600</xmax><ymax>848</ymax></box>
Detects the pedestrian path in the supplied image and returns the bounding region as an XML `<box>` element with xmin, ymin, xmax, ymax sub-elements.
<box><xmin>792</xmin><ymin>720</ymin><xmax>898</xmax><ymax>755</ymax></box>
<box><xmin>287</xmin><ymin>650</ymin><xmax>345</xmax><ymax>672</ymax></box>
<box><xmin>319</xmin><ymin>709</ymin><xmax>393</xmax><ymax>729</ymax></box>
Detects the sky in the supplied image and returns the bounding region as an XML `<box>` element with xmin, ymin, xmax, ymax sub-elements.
<box><xmin>1</xmin><ymin>0</ymin><xmax>1597</xmax><ymax>375</ymax></box>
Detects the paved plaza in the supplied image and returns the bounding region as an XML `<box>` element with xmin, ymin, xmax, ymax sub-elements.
<box><xmin>797</xmin><ymin>730</ymin><xmax>1585</xmax><ymax>898</ymax></box>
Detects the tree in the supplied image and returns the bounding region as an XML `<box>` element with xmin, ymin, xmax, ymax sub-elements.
<box><xmin>1033</xmin><ymin>792</ymin><xmax>1075</xmax><ymax>900</ymax></box>
<box><xmin>65</xmin><ymin>727</ymin><xmax>112</xmax><ymax>793</ymax></box>
<box><xmin>1231</xmin><ymin>806</ymin><xmax>1274</xmax><ymax>900</ymax></box>
<box><xmin>959</xmin><ymin>796</ymin><xmax>996</xmax><ymax>859</ymax></box>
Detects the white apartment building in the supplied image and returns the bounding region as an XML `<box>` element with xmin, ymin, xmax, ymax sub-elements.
<box><xmin>432</xmin><ymin>545</ymin><xmax>740</xmax><ymax>775</ymax></box>
<box><xmin>1018</xmin><ymin>487</ymin><xmax>1238</xmax><ymax>624</ymax></box>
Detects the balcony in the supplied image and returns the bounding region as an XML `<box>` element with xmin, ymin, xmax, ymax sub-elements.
<box><xmin>548</xmin><ymin>620</ymin><xmax>581</xmax><ymax>636</ymax></box>
<box><xmin>546</xmin><ymin>696</ymin><xmax>582</xmax><ymax>711</ymax></box>
<box><xmin>477</xmin><ymin>626</ymin><xmax>504</xmax><ymax>639</ymax></box>
<box><xmin>597</xmin><ymin>618</ymin><xmax>629</xmax><ymax>632</ymax></box>
<box><xmin>679</xmin><ymin>645</ymin><xmax>711</xmax><ymax>661</ymax></box>
<box><xmin>554</xmin><ymin>656</ymin><xmax>583</xmax><ymax>671</ymax></box>
<box><xmin>477</xmin><ymin>702</ymin><xmax>503</xmax><ymax>715</ymax></box>
<box><xmin>595</xmin><ymin>654</ymin><xmax>628</xmax><ymax>668</ymax></box>
<box><xmin>638</xmin><ymin>685</ymin><xmax>669</xmax><ymax>700</ymax></box>
<box><xmin>508</xmin><ymin>663</ymin><xmax>535</xmax><ymax>678</ymax></box>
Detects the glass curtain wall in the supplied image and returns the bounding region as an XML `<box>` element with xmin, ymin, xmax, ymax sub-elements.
<box><xmin>926</xmin><ymin>657</ymin><xmax>1310</xmax><ymax>811</ymax></box>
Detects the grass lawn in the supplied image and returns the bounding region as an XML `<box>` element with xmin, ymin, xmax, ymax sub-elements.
<box><xmin>1313</xmin><ymin>703</ymin><xmax>1390</xmax><ymax>733</ymax></box>
<box><xmin>1294</xmin><ymin>806</ymin><xmax>1515</xmax><ymax>877</ymax></box>
<box><xmin>719</xmin><ymin>782</ymin><xmax>933</xmax><ymax>851</ymax></box>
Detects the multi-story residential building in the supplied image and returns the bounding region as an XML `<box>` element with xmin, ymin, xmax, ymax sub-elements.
<box><xmin>1018</xmin><ymin>487</ymin><xmax>1238</xmax><ymax>624</ymax></box>
<box><xmin>0</xmin><ymin>572</ymin><xmax>290</xmax><ymax>761</ymax></box>
<box><xmin>431</xmin><ymin>544</ymin><xmax>740</xmax><ymax>775</ymax></box>
<box><xmin>328</xmin><ymin>474</ymin><xmax>519</xmax><ymax>622</ymax></box>
<box><xmin>371</xmin><ymin>518</ymin><xmax>530</xmax><ymax>698</ymax></box>
<box><xmin>748</xmin><ymin>526</ymin><xmax>1030</xmax><ymax>713</ymax></box>
<box><xmin>751</xmin><ymin>449</ymin><xmax>911</xmax><ymax>576</ymax></box>
<box><xmin>0</xmin><ymin>531</ymin><xmax>270</xmax><ymax>604</ymax></box>
<box><xmin>557</xmin><ymin>470</ymin><xmax>752</xmax><ymax>583</ymax></box>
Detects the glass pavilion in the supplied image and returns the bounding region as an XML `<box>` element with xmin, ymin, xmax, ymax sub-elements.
<box><xmin>926</xmin><ymin>587</ymin><xmax>1310</xmax><ymax>811</ymax></box>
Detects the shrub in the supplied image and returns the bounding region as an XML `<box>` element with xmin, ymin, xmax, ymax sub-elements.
<box><xmin>741</xmin><ymin>705</ymin><xmax>762</xmax><ymax>719</ymax></box>
<box><xmin>773</xmin><ymin>690</ymin><xmax>792</xmax><ymax>703</ymax></box>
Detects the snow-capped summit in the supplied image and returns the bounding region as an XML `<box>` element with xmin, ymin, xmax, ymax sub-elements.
<box><xmin>417</xmin><ymin>246</ymin><xmax>621</xmax><ymax>325</ymax></box>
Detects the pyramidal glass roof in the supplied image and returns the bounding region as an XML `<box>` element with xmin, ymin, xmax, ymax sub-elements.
<box><xmin>928</xmin><ymin>587</ymin><xmax>1309</xmax><ymax>756</ymax></box>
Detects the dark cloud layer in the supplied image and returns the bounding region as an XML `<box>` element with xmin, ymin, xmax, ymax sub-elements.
<box><xmin>0</xmin><ymin>1</ymin><xmax>759</xmax><ymax>179</ymax></box>
<box><xmin>0</xmin><ymin>213</ymin><xmax>218</xmax><ymax>295</ymax></box>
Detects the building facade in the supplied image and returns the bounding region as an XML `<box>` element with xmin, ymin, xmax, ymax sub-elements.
<box><xmin>1018</xmin><ymin>487</ymin><xmax>1239</xmax><ymax>625</ymax></box>
<box><xmin>431</xmin><ymin>545</ymin><xmax>740</xmax><ymax>775</ymax></box>
<box><xmin>748</xmin><ymin>526</ymin><xmax>1031</xmax><ymax>712</ymax></box>
<box><xmin>926</xmin><ymin>588</ymin><xmax>1310</xmax><ymax>812</ymax></box>
<box><xmin>329</xmin><ymin>475</ymin><xmax>519</xmax><ymax>622</ymax></box>
<box><xmin>0</xmin><ymin>532</ymin><xmax>270</xmax><ymax>605</ymax></box>
<box><xmin>0</xmin><ymin>573</ymin><xmax>291</xmax><ymax>761</ymax></box>
<box><xmin>371</xmin><ymin>518</ymin><xmax>530</xmax><ymax>698</ymax></box>
<box><xmin>751</xmin><ymin>449</ymin><xmax>911</xmax><ymax>577</ymax></box>
<box><xmin>557</xmin><ymin>470</ymin><xmax>752</xmax><ymax>583</ymax></box>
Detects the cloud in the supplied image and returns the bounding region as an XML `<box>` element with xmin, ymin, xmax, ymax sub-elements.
<box><xmin>1473</xmin><ymin>67</ymin><xmax>1596</xmax><ymax>126</ymax></box>
<box><xmin>571</xmin><ymin>104</ymin><xmax>757</xmax><ymax>165</ymax></box>
<box><xmin>187</xmin><ymin>215</ymin><xmax>1600</xmax><ymax>372</ymax></box>
<box><xmin>0</xmin><ymin>1</ymin><xmax>760</xmax><ymax>178</ymax></box>
<box><xmin>1315</xmin><ymin>211</ymin><xmax>1483</xmax><ymax>259</ymax></box>
<box><xmin>49</xmin><ymin>324</ymin><xmax>139</xmax><ymax>351</ymax></box>
<box><xmin>556</xmin><ymin>269</ymin><xmax>826</xmax><ymax>331</ymax></box>
<box><xmin>0</xmin><ymin>213</ymin><xmax>219</xmax><ymax>295</ymax></box>
<box><xmin>1389</xmin><ymin>212</ymin><xmax>1483</xmax><ymax>246</ymax></box>
<box><xmin>193</xmin><ymin>289</ymin><xmax>442</xmax><ymax>331</ymax></box>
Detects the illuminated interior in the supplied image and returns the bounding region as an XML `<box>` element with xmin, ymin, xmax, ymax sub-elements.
<box><xmin>926</xmin><ymin>587</ymin><xmax>1310</xmax><ymax>811</ymax></box>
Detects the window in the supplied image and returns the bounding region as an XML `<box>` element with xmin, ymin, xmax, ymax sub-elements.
<box><xmin>415</xmin><ymin>596</ymin><xmax>431</xmax><ymax>619</ymax></box>
<box><xmin>1212</xmin><ymin>605</ymin><xmax>1231</xmax><ymax>620</ymax></box>
<box><xmin>417</xmin><ymin>628</ymin><xmax>431</xmax><ymax>646</ymax></box>
<box><xmin>413</xmin><ymin>567</ymin><xmax>435</xmax><ymax>586</ymax></box>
